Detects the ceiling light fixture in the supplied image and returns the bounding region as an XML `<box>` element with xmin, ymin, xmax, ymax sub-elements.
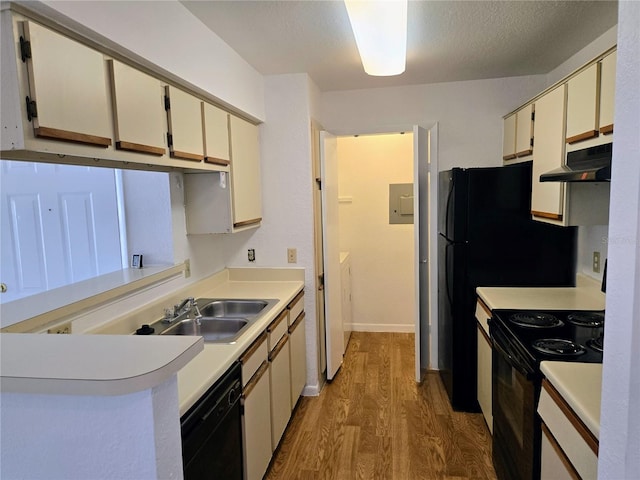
<box><xmin>344</xmin><ymin>0</ymin><xmax>408</xmax><ymax>76</ymax></box>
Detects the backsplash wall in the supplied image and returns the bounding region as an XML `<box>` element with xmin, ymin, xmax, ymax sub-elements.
<box><xmin>577</xmin><ymin>224</ymin><xmax>609</xmax><ymax>282</ymax></box>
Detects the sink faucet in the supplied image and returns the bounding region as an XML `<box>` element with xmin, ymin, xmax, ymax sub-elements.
<box><xmin>163</xmin><ymin>297</ymin><xmax>202</xmax><ymax>323</ymax></box>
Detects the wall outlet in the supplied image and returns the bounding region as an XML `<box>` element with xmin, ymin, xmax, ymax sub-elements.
<box><xmin>287</xmin><ymin>248</ymin><xmax>297</xmax><ymax>264</ymax></box>
<box><xmin>248</xmin><ymin>249</ymin><xmax>256</xmax><ymax>262</ymax></box>
<box><xmin>48</xmin><ymin>321</ymin><xmax>72</xmax><ymax>334</ymax></box>
<box><xmin>593</xmin><ymin>251</ymin><xmax>601</xmax><ymax>273</ymax></box>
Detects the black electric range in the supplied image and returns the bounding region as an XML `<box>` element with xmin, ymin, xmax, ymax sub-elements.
<box><xmin>492</xmin><ymin>309</ymin><xmax>604</xmax><ymax>368</ymax></box>
<box><xmin>489</xmin><ymin>309</ymin><xmax>604</xmax><ymax>480</ymax></box>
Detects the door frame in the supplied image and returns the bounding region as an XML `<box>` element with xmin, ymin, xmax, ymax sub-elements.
<box><xmin>312</xmin><ymin>123</ymin><xmax>439</xmax><ymax>383</ymax></box>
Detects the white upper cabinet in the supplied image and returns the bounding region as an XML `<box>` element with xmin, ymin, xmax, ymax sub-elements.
<box><xmin>165</xmin><ymin>85</ymin><xmax>205</xmax><ymax>162</ymax></box>
<box><xmin>515</xmin><ymin>104</ymin><xmax>535</xmax><ymax>157</ymax></box>
<box><xmin>202</xmin><ymin>102</ymin><xmax>230</xmax><ymax>166</ymax></box>
<box><xmin>531</xmin><ymin>86</ymin><xmax>566</xmax><ymax>222</ymax></box>
<box><xmin>230</xmin><ymin>116</ymin><xmax>262</xmax><ymax>228</ymax></box>
<box><xmin>566</xmin><ymin>63</ymin><xmax>600</xmax><ymax>145</ymax></box>
<box><xmin>598</xmin><ymin>50</ymin><xmax>616</xmax><ymax>136</ymax></box>
<box><xmin>21</xmin><ymin>21</ymin><xmax>111</xmax><ymax>148</ymax></box>
<box><xmin>107</xmin><ymin>60</ymin><xmax>166</xmax><ymax>156</ymax></box>
<box><xmin>502</xmin><ymin>113</ymin><xmax>517</xmax><ymax>161</ymax></box>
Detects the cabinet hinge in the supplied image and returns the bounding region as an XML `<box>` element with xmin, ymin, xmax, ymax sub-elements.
<box><xmin>19</xmin><ymin>36</ymin><xmax>31</xmax><ymax>62</ymax></box>
<box><xmin>531</xmin><ymin>111</ymin><xmax>535</xmax><ymax>122</ymax></box>
<box><xmin>315</xmin><ymin>178</ymin><xmax>322</xmax><ymax>190</ymax></box>
<box><xmin>164</xmin><ymin>95</ymin><xmax>171</xmax><ymax>111</ymax></box>
<box><xmin>167</xmin><ymin>133</ymin><xmax>173</xmax><ymax>147</ymax></box>
<box><xmin>530</xmin><ymin>137</ymin><xmax>534</xmax><ymax>148</ymax></box>
<box><xmin>25</xmin><ymin>96</ymin><xmax>37</xmax><ymax>121</ymax></box>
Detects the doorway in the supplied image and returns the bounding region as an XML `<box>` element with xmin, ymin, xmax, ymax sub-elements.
<box><xmin>314</xmin><ymin>125</ymin><xmax>436</xmax><ymax>384</ymax></box>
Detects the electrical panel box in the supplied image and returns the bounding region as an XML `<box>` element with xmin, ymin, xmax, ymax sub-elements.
<box><xmin>389</xmin><ymin>183</ymin><xmax>414</xmax><ymax>224</ymax></box>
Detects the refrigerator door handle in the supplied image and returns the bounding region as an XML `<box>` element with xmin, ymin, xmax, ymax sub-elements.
<box><xmin>445</xmin><ymin>242</ymin><xmax>454</xmax><ymax>308</ymax></box>
<box><xmin>444</xmin><ymin>175</ymin><xmax>455</xmax><ymax>240</ymax></box>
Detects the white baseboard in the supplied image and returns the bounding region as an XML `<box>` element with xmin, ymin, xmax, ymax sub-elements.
<box><xmin>347</xmin><ymin>323</ymin><xmax>415</xmax><ymax>333</ymax></box>
<box><xmin>302</xmin><ymin>383</ymin><xmax>320</xmax><ymax>396</ymax></box>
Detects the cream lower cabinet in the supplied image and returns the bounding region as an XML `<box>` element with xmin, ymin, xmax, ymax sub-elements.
<box><xmin>269</xmin><ymin>334</ymin><xmax>292</xmax><ymax>450</ymax></box>
<box><xmin>475</xmin><ymin>299</ymin><xmax>493</xmax><ymax>433</ymax></box>
<box><xmin>289</xmin><ymin>312</ymin><xmax>306</xmax><ymax>408</ymax></box>
<box><xmin>242</xmin><ymin>362</ymin><xmax>272</xmax><ymax>480</ymax></box>
<box><xmin>541</xmin><ymin>423</ymin><xmax>580</xmax><ymax>480</ymax></box>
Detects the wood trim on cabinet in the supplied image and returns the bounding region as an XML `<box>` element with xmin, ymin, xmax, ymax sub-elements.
<box><xmin>541</xmin><ymin>422</ymin><xmax>581</xmax><ymax>480</ymax></box>
<box><xmin>532</xmin><ymin>210</ymin><xmax>563</xmax><ymax>221</ymax></box>
<box><xmin>116</xmin><ymin>141</ymin><xmax>165</xmax><ymax>156</ymax></box>
<box><xmin>542</xmin><ymin>379</ymin><xmax>599</xmax><ymax>455</ymax></box>
<box><xmin>516</xmin><ymin>149</ymin><xmax>533</xmax><ymax>157</ymax></box>
<box><xmin>267</xmin><ymin>310</ymin><xmax>288</xmax><ymax>334</ymax></box>
<box><xmin>566</xmin><ymin>130</ymin><xmax>599</xmax><ymax>144</ymax></box>
<box><xmin>243</xmin><ymin>360</ymin><xmax>269</xmax><ymax>397</ymax></box>
<box><xmin>476</xmin><ymin>320</ymin><xmax>491</xmax><ymax>344</ymax></box>
<box><xmin>599</xmin><ymin>124</ymin><xmax>614</xmax><ymax>135</ymax></box>
<box><xmin>239</xmin><ymin>331</ymin><xmax>267</xmax><ymax>365</ymax></box>
<box><xmin>269</xmin><ymin>334</ymin><xmax>289</xmax><ymax>361</ymax></box>
<box><xmin>170</xmin><ymin>150</ymin><xmax>205</xmax><ymax>162</ymax></box>
<box><xmin>234</xmin><ymin>218</ymin><xmax>262</xmax><ymax>228</ymax></box>
<box><xmin>204</xmin><ymin>156</ymin><xmax>230</xmax><ymax>166</ymax></box>
<box><xmin>289</xmin><ymin>312</ymin><xmax>305</xmax><ymax>334</ymax></box>
<box><xmin>34</xmin><ymin>126</ymin><xmax>112</xmax><ymax>147</ymax></box>
<box><xmin>502</xmin><ymin>154</ymin><xmax>517</xmax><ymax>161</ymax></box>
<box><xmin>287</xmin><ymin>290</ymin><xmax>304</xmax><ymax>310</ymax></box>
<box><xmin>478</xmin><ymin>298</ymin><xmax>492</xmax><ymax>318</ymax></box>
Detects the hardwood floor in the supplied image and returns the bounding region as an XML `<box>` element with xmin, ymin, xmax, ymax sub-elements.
<box><xmin>265</xmin><ymin>332</ymin><xmax>496</xmax><ymax>480</ymax></box>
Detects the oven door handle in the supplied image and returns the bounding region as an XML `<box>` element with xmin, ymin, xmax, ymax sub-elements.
<box><xmin>492</xmin><ymin>332</ymin><xmax>536</xmax><ymax>380</ymax></box>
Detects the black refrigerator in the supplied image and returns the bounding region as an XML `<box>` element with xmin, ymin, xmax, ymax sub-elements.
<box><xmin>437</xmin><ymin>162</ymin><xmax>577</xmax><ymax>412</ymax></box>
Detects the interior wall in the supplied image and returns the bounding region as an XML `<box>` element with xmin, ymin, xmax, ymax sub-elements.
<box><xmin>222</xmin><ymin>74</ymin><xmax>321</xmax><ymax>394</ymax></box>
<box><xmin>337</xmin><ymin>133</ymin><xmax>415</xmax><ymax>332</ymax></box>
<box><xmin>599</xmin><ymin>1</ymin><xmax>640</xmax><ymax>476</ymax></box>
<box><xmin>320</xmin><ymin>74</ymin><xmax>546</xmax><ymax>171</ymax></box>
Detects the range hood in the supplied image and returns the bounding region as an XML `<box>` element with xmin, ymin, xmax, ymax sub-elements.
<box><xmin>540</xmin><ymin>143</ymin><xmax>612</xmax><ymax>182</ymax></box>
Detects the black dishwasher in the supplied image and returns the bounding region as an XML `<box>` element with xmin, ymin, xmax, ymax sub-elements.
<box><xmin>181</xmin><ymin>361</ymin><xmax>243</xmax><ymax>480</ymax></box>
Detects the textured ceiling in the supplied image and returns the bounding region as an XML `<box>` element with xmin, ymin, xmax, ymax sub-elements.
<box><xmin>181</xmin><ymin>0</ymin><xmax>618</xmax><ymax>92</ymax></box>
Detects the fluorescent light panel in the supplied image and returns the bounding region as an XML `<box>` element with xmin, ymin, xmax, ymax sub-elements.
<box><xmin>345</xmin><ymin>0</ymin><xmax>408</xmax><ymax>76</ymax></box>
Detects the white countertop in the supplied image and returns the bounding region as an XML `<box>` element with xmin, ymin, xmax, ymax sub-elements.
<box><xmin>540</xmin><ymin>361</ymin><xmax>602</xmax><ymax>439</ymax></box>
<box><xmin>0</xmin><ymin>268</ymin><xmax>304</xmax><ymax>413</ymax></box>
<box><xmin>0</xmin><ymin>333</ymin><xmax>203</xmax><ymax>396</ymax></box>
<box><xmin>175</xmin><ymin>278</ymin><xmax>304</xmax><ymax>415</ymax></box>
<box><xmin>477</xmin><ymin>275</ymin><xmax>605</xmax><ymax>311</ymax></box>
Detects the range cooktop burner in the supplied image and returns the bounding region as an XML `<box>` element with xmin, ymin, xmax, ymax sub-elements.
<box><xmin>567</xmin><ymin>311</ymin><xmax>605</xmax><ymax>328</ymax></box>
<box><xmin>509</xmin><ymin>312</ymin><xmax>564</xmax><ymax>328</ymax></box>
<box><xmin>587</xmin><ymin>335</ymin><xmax>604</xmax><ymax>353</ymax></box>
<box><xmin>531</xmin><ymin>338</ymin><xmax>586</xmax><ymax>357</ymax></box>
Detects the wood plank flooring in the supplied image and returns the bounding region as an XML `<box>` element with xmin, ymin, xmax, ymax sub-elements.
<box><xmin>265</xmin><ymin>332</ymin><xmax>496</xmax><ymax>480</ymax></box>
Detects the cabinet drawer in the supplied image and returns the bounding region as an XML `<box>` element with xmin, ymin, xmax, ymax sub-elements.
<box><xmin>287</xmin><ymin>290</ymin><xmax>304</xmax><ymax>327</ymax></box>
<box><xmin>239</xmin><ymin>332</ymin><xmax>268</xmax><ymax>387</ymax></box>
<box><xmin>538</xmin><ymin>380</ymin><xmax>598</xmax><ymax>480</ymax></box>
<box><xmin>267</xmin><ymin>310</ymin><xmax>288</xmax><ymax>351</ymax></box>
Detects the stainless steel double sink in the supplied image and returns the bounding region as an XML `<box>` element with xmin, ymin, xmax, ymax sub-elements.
<box><xmin>148</xmin><ymin>298</ymin><xmax>279</xmax><ymax>343</ymax></box>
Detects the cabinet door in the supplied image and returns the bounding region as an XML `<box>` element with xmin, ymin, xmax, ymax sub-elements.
<box><xmin>269</xmin><ymin>335</ymin><xmax>292</xmax><ymax>450</ymax></box>
<box><xmin>515</xmin><ymin>104</ymin><xmax>534</xmax><ymax>157</ymax></box>
<box><xmin>202</xmin><ymin>102</ymin><xmax>230</xmax><ymax>166</ymax></box>
<box><xmin>243</xmin><ymin>362</ymin><xmax>272</xmax><ymax>480</ymax></box>
<box><xmin>108</xmin><ymin>60</ymin><xmax>166</xmax><ymax>156</ymax></box>
<box><xmin>230</xmin><ymin>115</ymin><xmax>262</xmax><ymax>228</ymax></box>
<box><xmin>599</xmin><ymin>51</ymin><xmax>616</xmax><ymax>136</ymax></box>
<box><xmin>477</xmin><ymin>324</ymin><xmax>493</xmax><ymax>434</ymax></box>
<box><xmin>22</xmin><ymin>21</ymin><xmax>111</xmax><ymax>147</ymax></box>
<box><xmin>566</xmin><ymin>63</ymin><xmax>600</xmax><ymax>144</ymax></box>
<box><xmin>289</xmin><ymin>313</ymin><xmax>307</xmax><ymax>408</ymax></box>
<box><xmin>165</xmin><ymin>85</ymin><xmax>205</xmax><ymax>162</ymax></box>
<box><xmin>502</xmin><ymin>113</ymin><xmax>517</xmax><ymax>161</ymax></box>
<box><xmin>531</xmin><ymin>86</ymin><xmax>566</xmax><ymax>222</ymax></box>
<box><xmin>541</xmin><ymin>424</ymin><xmax>579</xmax><ymax>480</ymax></box>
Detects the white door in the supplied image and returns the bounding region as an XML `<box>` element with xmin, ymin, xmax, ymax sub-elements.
<box><xmin>320</xmin><ymin>131</ymin><xmax>344</xmax><ymax>380</ymax></box>
<box><xmin>0</xmin><ymin>161</ymin><xmax>123</xmax><ymax>302</ymax></box>
<box><xmin>414</xmin><ymin>124</ymin><xmax>438</xmax><ymax>382</ymax></box>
